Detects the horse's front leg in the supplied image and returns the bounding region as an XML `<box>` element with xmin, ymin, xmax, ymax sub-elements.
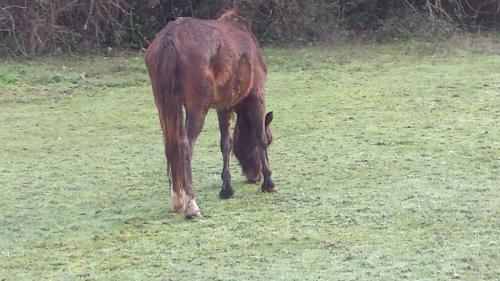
<box><xmin>257</xmin><ymin>127</ymin><xmax>276</xmax><ymax>193</ymax></box>
<box><xmin>217</xmin><ymin>109</ymin><xmax>235</xmax><ymax>199</ymax></box>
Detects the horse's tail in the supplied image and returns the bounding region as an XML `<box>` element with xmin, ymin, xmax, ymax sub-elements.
<box><xmin>154</xmin><ymin>37</ymin><xmax>185</xmax><ymax>190</ymax></box>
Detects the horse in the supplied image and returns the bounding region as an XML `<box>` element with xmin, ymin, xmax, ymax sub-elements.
<box><xmin>144</xmin><ymin>11</ymin><xmax>276</xmax><ymax>218</ymax></box>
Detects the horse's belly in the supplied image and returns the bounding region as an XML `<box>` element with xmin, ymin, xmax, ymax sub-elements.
<box><xmin>211</xmin><ymin>85</ymin><xmax>248</xmax><ymax>110</ymax></box>
<box><xmin>210</xmin><ymin>51</ymin><xmax>252</xmax><ymax>110</ymax></box>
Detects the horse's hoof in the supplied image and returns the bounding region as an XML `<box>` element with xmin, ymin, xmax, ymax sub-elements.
<box><xmin>185</xmin><ymin>210</ymin><xmax>202</xmax><ymax>219</ymax></box>
<box><xmin>184</xmin><ymin>199</ymin><xmax>202</xmax><ymax>218</ymax></box>
<box><xmin>219</xmin><ymin>188</ymin><xmax>234</xmax><ymax>199</ymax></box>
<box><xmin>169</xmin><ymin>206</ymin><xmax>181</xmax><ymax>213</ymax></box>
<box><xmin>262</xmin><ymin>185</ymin><xmax>278</xmax><ymax>193</ymax></box>
<box><xmin>169</xmin><ymin>202</ymin><xmax>183</xmax><ymax>213</ymax></box>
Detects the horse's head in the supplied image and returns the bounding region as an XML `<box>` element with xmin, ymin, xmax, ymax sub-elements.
<box><xmin>233</xmin><ymin>111</ymin><xmax>274</xmax><ymax>183</ymax></box>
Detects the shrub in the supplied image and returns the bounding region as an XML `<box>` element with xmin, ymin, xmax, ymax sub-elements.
<box><xmin>1</xmin><ymin>0</ymin><xmax>499</xmax><ymax>55</ymax></box>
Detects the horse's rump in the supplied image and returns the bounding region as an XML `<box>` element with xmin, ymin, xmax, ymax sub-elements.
<box><xmin>153</xmin><ymin>14</ymin><xmax>265</xmax><ymax>110</ymax></box>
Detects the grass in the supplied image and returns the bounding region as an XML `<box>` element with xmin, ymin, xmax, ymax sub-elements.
<box><xmin>0</xmin><ymin>42</ymin><xmax>499</xmax><ymax>280</ymax></box>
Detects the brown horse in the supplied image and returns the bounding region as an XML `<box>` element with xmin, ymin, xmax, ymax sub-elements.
<box><xmin>144</xmin><ymin>11</ymin><xmax>276</xmax><ymax>218</ymax></box>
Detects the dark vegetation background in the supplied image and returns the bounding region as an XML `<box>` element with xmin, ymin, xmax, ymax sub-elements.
<box><xmin>1</xmin><ymin>0</ymin><xmax>500</xmax><ymax>55</ymax></box>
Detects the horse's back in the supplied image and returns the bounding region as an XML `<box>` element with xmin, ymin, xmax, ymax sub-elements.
<box><xmin>146</xmin><ymin>12</ymin><xmax>266</xmax><ymax>109</ymax></box>
<box><xmin>161</xmin><ymin>17</ymin><xmax>262</xmax><ymax>66</ymax></box>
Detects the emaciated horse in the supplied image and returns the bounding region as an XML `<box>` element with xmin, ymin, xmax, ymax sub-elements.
<box><xmin>144</xmin><ymin>11</ymin><xmax>276</xmax><ymax>218</ymax></box>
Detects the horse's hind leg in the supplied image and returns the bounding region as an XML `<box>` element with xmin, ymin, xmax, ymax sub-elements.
<box><xmin>186</xmin><ymin>111</ymin><xmax>206</xmax><ymax>161</ymax></box>
<box><xmin>217</xmin><ymin>109</ymin><xmax>235</xmax><ymax>199</ymax></box>
<box><xmin>181</xmin><ymin>68</ymin><xmax>214</xmax><ymax>214</ymax></box>
<box><xmin>168</xmin><ymin>128</ymin><xmax>201</xmax><ymax>218</ymax></box>
<box><xmin>181</xmin><ymin>112</ymin><xmax>206</xmax><ymax>218</ymax></box>
<box><xmin>165</xmin><ymin>101</ymin><xmax>206</xmax><ymax>218</ymax></box>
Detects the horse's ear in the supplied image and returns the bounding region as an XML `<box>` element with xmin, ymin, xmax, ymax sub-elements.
<box><xmin>265</xmin><ymin>111</ymin><xmax>273</xmax><ymax>128</ymax></box>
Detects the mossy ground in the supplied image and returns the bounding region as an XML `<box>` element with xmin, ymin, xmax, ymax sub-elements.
<box><xmin>1</xmin><ymin>42</ymin><xmax>499</xmax><ymax>280</ymax></box>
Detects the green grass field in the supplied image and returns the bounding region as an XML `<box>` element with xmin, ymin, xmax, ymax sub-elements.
<box><xmin>1</xmin><ymin>42</ymin><xmax>499</xmax><ymax>280</ymax></box>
